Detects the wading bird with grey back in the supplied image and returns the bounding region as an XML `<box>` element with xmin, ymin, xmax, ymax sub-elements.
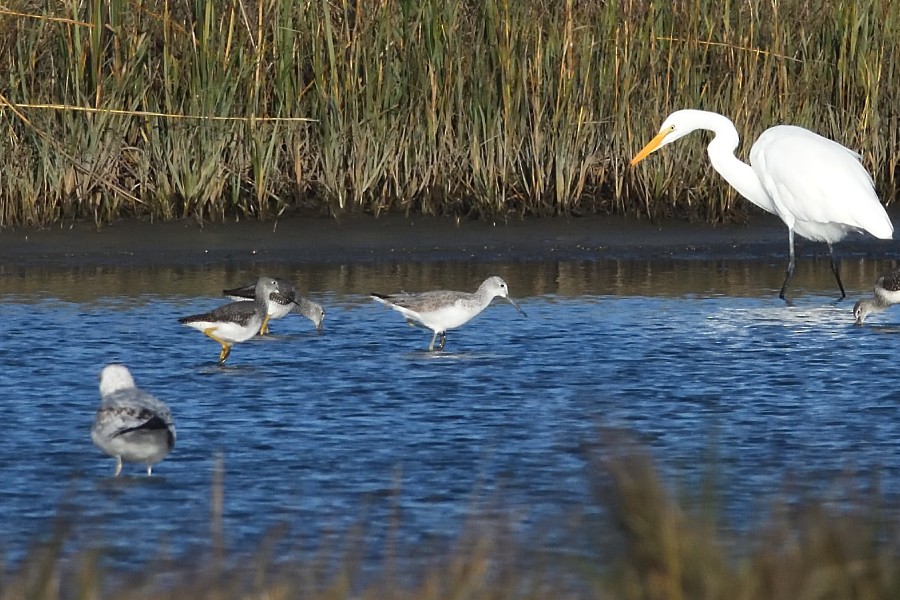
<box><xmin>372</xmin><ymin>276</ymin><xmax>526</xmax><ymax>351</ymax></box>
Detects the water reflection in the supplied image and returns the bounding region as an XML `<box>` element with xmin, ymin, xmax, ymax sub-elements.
<box><xmin>3</xmin><ymin>256</ymin><xmax>898</xmax><ymax>302</ymax></box>
<box><xmin>0</xmin><ymin>257</ymin><xmax>899</xmax><ymax>573</ymax></box>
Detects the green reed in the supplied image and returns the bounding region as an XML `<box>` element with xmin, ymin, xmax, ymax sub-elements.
<box><xmin>1</xmin><ymin>0</ymin><xmax>900</xmax><ymax>227</ymax></box>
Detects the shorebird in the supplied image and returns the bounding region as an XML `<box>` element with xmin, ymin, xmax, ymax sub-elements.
<box><xmin>223</xmin><ymin>278</ymin><xmax>325</xmax><ymax>333</ymax></box>
<box><xmin>92</xmin><ymin>364</ymin><xmax>176</xmax><ymax>477</ymax></box>
<box><xmin>179</xmin><ymin>275</ymin><xmax>280</xmax><ymax>363</ymax></box>
<box><xmin>854</xmin><ymin>266</ymin><xmax>900</xmax><ymax>325</ymax></box>
<box><xmin>372</xmin><ymin>276</ymin><xmax>526</xmax><ymax>351</ymax></box>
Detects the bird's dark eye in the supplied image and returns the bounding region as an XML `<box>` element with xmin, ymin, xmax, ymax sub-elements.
<box><xmin>669</xmin><ymin>125</ymin><xmax>676</xmax><ymax>131</ymax></box>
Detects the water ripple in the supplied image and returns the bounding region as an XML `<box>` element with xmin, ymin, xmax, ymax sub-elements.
<box><xmin>0</xmin><ymin>260</ymin><xmax>898</xmax><ymax>570</ymax></box>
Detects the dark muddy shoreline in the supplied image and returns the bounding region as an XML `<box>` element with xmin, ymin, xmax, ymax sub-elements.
<box><xmin>0</xmin><ymin>212</ymin><xmax>897</xmax><ymax>269</ymax></box>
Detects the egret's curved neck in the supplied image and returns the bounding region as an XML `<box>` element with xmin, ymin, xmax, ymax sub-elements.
<box><xmin>702</xmin><ymin>115</ymin><xmax>776</xmax><ymax>215</ymax></box>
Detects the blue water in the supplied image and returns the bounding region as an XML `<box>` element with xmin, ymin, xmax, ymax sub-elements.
<box><xmin>1</xmin><ymin>259</ymin><xmax>898</xmax><ymax>571</ymax></box>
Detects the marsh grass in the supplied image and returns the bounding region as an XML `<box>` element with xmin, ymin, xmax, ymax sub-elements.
<box><xmin>2</xmin><ymin>441</ymin><xmax>897</xmax><ymax>600</ymax></box>
<box><xmin>2</xmin><ymin>0</ymin><xmax>900</xmax><ymax>227</ymax></box>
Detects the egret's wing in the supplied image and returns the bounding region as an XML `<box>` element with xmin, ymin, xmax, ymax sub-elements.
<box><xmin>750</xmin><ymin>126</ymin><xmax>893</xmax><ymax>239</ymax></box>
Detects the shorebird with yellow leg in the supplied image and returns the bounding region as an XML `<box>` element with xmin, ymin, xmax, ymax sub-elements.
<box><xmin>223</xmin><ymin>278</ymin><xmax>325</xmax><ymax>334</ymax></box>
<box><xmin>179</xmin><ymin>276</ymin><xmax>280</xmax><ymax>363</ymax></box>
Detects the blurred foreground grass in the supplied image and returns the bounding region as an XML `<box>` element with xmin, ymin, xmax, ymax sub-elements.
<box><xmin>3</xmin><ymin>440</ymin><xmax>897</xmax><ymax>600</ymax></box>
<box><xmin>2</xmin><ymin>1</ymin><xmax>900</xmax><ymax>228</ymax></box>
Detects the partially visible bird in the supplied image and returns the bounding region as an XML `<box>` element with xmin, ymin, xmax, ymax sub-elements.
<box><xmin>179</xmin><ymin>275</ymin><xmax>280</xmax><ymax>363</ymax></box>
<box><xmin>630</xmin><ymin>109</ymin><xmax>894</xmax><ymax>300</ymax></box>
<box><xmin>92</xmin><ymin>364</ymin><xmax>176</xmax><ymax>477</ymax></box>
<box><xmin>224</xmin><ymin>278</ymin><xmax>325</xmax><ymax>333</ymax></box>
<box><xmin>854</xmin><ymin>266</ymin><xmax>900</xmax><ymax>325</ymax></box>
<box><xmin>372</xmin><ymin>276</ymin><xmax>526</xmax><ymax>351</ymax></box>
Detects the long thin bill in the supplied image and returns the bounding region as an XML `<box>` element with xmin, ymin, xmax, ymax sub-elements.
<box><xmin>507</xmin><ymin>297</ymin><xmax>526</xmax><ymax>317</ymax></box>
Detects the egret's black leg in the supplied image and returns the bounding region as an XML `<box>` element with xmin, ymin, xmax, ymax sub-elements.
<box><xmin>828</xmin><ymin>242</ymin><xmax>846</xmax><ymax>300</ymax></box>
<box><xmin>779</xmin><ymin>229</ymin><xmax>796</xmax><ymax>301</ymax></box>
<box><xmin>778</xmin><ymin>264</ymin><xmax>795</xmax><ymax>301</ymax></box>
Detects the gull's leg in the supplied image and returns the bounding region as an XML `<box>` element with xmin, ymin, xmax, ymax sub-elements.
<box><xmin>779</xmin><ymin>229</ymin><xmax>797</xmax><ymax>301</ymax></box>
<box><xmin>218</xmin><ymin>344</ymin><xmax>232</xmax><ymax>363</ymax></box>
<box><xmin>114</xmin><ymin>456</ymin><xmax>123</xmax><ymax>477</ymax></box>
<box><xmin>828</xmin><ymin>242</ymin><xmax>846</xmax><ymax>300</ymax></box>
<box><xmin>428</xmin><ymin>331</ymin><xmax>438</xmax><ymax>352</ymax></box>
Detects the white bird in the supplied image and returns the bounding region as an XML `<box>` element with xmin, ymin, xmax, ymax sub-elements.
<box><xmin>92</xmin><ymin>364</ymin><xmax>176</xmax><ymax>476</ymax></box>
<box><xmin>371</xmin><ymin>276</ymin><xmax>526</xmax><ymax>351</ymax></box>
<box><xmin>854</xmin><ymin>266</ymin><xmax>900</xmax><ymax>324</ymax></box>
<box><xmin>179</xmin><ymin>276</ymin><xmax>280</xmax><ymax>363</ymax></box>
<box><xmin>223</xmin><ymin>278</ymin><xmax>325</xmax><ymax>333</ymax></box>
<box><xmin>630</xmin><ymin>109</ymin><xmax>894</xmax><ymax>300</ymax></box>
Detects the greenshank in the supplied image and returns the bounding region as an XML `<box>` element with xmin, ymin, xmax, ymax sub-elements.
<box><xmin>372</xmin><ymin>276</ymin><xmax>526</xmax><ymax>351</ymax></box>
<box><xmin>92</xmin><ymin>364</ymin><xmax>176</xmax><ymax>477</ymax></box>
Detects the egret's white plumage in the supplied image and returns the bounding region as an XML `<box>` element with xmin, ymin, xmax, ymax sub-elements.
<box><xmin>224</xmin><ymin>278</ymin><xmax>325</xmax><ymax>333</ymax></box>
<box><xmin>372</xmin><ymin>276</ymin><xmax>526</xmax><ymax>351</ymax></box>
<box><xmin>631</xmin><ymin>109</ymin><xmax>894</xmax><ymax>300</ymax></box>
<box><xmin>92</xmin><ymin>364</ymin><xmax>176</xmax><ymax>476</ymax></box>
<box><xmin>854</xmin><ymin>267</ymin><xmax>900</xmax><ymax>324</ymax></box>
<box><xmin>179</xmin><ymin>276</ymin><xmax>280</xmax><ymax>363</ymax></box>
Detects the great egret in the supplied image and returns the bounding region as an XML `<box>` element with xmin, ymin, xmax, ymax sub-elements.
<box><xmin>853</xmin><ymin>266</ymin><xmax>900</xmax><ymax>324</ymax></box>
<box><xmin>630</xmin><ymin>109</ymin><xmax>894</xmax><ymax>300</ymax></box>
